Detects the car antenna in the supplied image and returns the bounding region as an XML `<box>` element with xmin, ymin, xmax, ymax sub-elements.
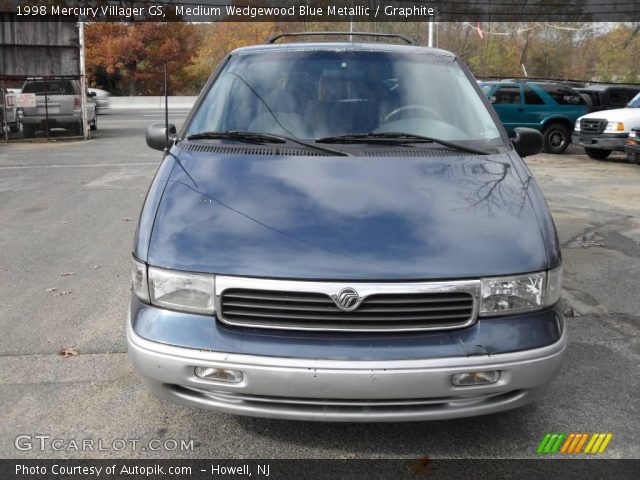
<box><xmin>163</xmin><ymin>64</ymin><xmax>169</xmax><ymax>153</ymax></box>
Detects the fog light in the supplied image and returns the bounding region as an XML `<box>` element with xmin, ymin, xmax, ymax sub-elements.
<box><xmin>194</xmin><ymin>367</ymin><xmax>243</xmax><ymax>383</ymax></box>
<box><xmin>451</xmin><ymin>371</ymin><xmax>500</xmax><ymax>386</ymax></box>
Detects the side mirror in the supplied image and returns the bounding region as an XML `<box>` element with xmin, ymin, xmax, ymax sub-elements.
<box><xmin>146</xmin><ymin>123</ymin><xmax>177</xmax><ymax>151</ymax></box>
<box><xmin>489</xmin><ymin>95</ymin><xmax>497</xmax><ymax>104</ymax></box>
<box><xmin>511</xmin><ymin>127</ymin><xmax>543</xmax><ymax>157</ymax></box>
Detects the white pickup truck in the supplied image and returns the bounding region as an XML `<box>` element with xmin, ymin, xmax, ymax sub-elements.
<box><xmin>572</xmin><ymin>92</ymin><xmax>640</xmax><ymax>160</ymax></box>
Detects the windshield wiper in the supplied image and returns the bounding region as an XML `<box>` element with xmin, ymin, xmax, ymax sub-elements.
<box><xmin>316</xmin><ymin>132</ymin><xmax>489</xmax><ymax>155</ymax></box>
<box><xmin>186</xmin><ymin>130</ymin><xmax>286</xmax><ymax>143</ymax></box>
<box><xmin>186</xmin><ymin>130</ymin><xmax>351</xmax><ymax>156</ymax></box>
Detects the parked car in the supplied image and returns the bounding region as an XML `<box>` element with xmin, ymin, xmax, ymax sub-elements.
<box><xmin>572</xmin><ymin>92</ymin><xmax>640</xmax><ymax>160</ymax></box>
<box><xmin>17</xmin><ymin>78</ymin><xmax>96</xmax><ymax>138</ymax></box>
<box><xmin>625</xmin><ymin>128</ymin><xmax>640</xmax><ymax>164</ymax></box>
<box><xmin>128</xmin><ymin>33</ymin><xmax>565</xmax><ymax>422</ymax></box>
<box><xmin>88</xmin><ymin>87</ymin><xmax>111</xmax><ymax>112</ymax></box>
<box><xmin>481</xmin><ymin>80</ymin><xmax>588</xmax><ymax>154</ymax></box>
<box><xmin>0</xmin><ymin>88</ymin><xmax>20</xmax><ymax>133</ymax></box>
<box><xmin>576</xmin><ymin>85</ymin><xmax>640</xmax><ymax>113</ymax></box>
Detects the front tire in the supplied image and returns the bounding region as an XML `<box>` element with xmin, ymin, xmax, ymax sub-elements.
<box><xmin>90</xmin><ymin>116</ymin><xmax>97</xmax><ymax>131</ymax></box>
<box><xmin>542</xmin><ymin>123</ymin><xmax>570</xmax><ymax>154</ymax></box>
<box><xmin>585</xmin><ymin>147</ymin><xmax>611</xmax><ymax>160</ymax></box>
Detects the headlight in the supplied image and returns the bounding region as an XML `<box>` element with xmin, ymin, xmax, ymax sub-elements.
<box><xmin>480</xmin><ymin>266</ymin><xmax>562</xmax><ymax>316</ymax></box>
<box><xmin>629</xmin><ymin>130</ymin><xmax>637</xmax><ymax>138</ymax></box>
<box><xmin>604</xmin><ymin>121</ymin><xmax>624</xmax><ymax>132</ymax></box>
<box><xmin>148</xmin><ymin>266</ymin><xmax>215</xmax><ymax>314</ymax></box>
<box><xmin>574</xmin><ymin>120</ymin><xmax>581</xmax><ymax>132</ymax></box>
<box><xmin>131</xmin><ymin>256</ymin><xmax>149</xmax><ymax>302</ymax></box>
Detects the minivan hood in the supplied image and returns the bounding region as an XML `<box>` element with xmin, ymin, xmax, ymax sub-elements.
<box><xmin>147</xmin><ymin>148</ymin><xmax>548</xmax><ymax>280</ymax></box>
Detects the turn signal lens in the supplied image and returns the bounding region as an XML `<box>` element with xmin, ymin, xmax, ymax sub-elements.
<box><xmin>131</xmin><ymin>256</ymin><xmax>149</xmax><ymax>302</ymax></box>
<box><xmin>194</xmin><ymin>367</ymin><xmax>243</xmax><ymax>383</ymax></box>
<box><xmin>451</xmin><ymin>371</ymin><xmax>500</xmax><ymax>386</ymax></box>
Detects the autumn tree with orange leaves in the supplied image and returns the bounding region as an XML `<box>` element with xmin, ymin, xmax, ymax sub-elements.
<box><xmin>85</xmin><ymin>23</ymin><xmax>203</xmax><ymax>95</ymax></box>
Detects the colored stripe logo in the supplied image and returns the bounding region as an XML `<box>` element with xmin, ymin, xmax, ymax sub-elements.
<box><xmin>537</xmin><ymin>433</ymin><xmax>613</xmax><ymax>454</ymax></box>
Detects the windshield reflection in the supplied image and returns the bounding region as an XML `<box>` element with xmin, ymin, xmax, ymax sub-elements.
<box><xmin>187</xmin><ymin>50</ymin><xmax>502</xmax><ymax>146</ymax></box>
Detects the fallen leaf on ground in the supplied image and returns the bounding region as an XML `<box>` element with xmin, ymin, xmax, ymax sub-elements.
<box><xmin>564</xmin><ymin>308</ymin><xmax>581</xmax><ymax>317</ymax></box>
<box><xmin>59</xmin><ymin>346</ymin><xmax>79</xmax><ymax>357</ymax></box>
<box><xmin>55</xmin><ymin>290</ymin><xmax>72</xmax><ymax>296</ymax></box>
<box><xmin>45</xmin><ymin>288</ymin><xmax>57</xmax><ymax>293</ymax></box>
<box><xmin>59</xmin><ymin>272</ymin><xmax>76</xmax><ymax>277</ymax></box>
<box><xmin>93</xmin><ymin>265</ymin><xmax>101</xmax><ymax>269</ymax></box>
<box><xmin>122</xmin><ymin>218</ymin><xmax>132</xmax><ymax>222</ymax></box>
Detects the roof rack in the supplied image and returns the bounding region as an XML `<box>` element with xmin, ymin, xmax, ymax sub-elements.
<box><xmin>266</xmin><ymin>32</ymin><xmax>415</xmax><ymax>45</ymax></box>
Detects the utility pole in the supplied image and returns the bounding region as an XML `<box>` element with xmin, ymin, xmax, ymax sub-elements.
<box><xmin>349</xmin><ymin>0</ymin><xmax>353</xmax><ymax>41</ymax></box>
<box><xmin>78</xmin><ymin>20</ymin><xmax>88</xmax><ymax>139</ymax></box>
<box><xmin>428</xmin><ymin>19</ymin><xmax>434</xmax><ymax>47</ymax></box>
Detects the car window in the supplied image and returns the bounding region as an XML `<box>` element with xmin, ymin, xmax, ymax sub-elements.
<box><xmin>628</xmin><ymin>92</ymin><xmax>640</xmax><ymax>108</ymax></box>
<box><xmin>607</xmin><ymin>89</ymin><xmax>640</xmax><ymax>108</ymax></box>
<box><xmin>188</xmin><ymin>50</ymin><xmax>503</xmax><ymax>146</ymax></box>
<box><xmin>538</xmin><ymin>84</ymin><xmax>585</xmax><ymax>105</ymax></box>
<box><xmin>523</xmin><ymin>86</ymin><xmax>545</xmax><ymax>105</ymax></box>
<box><xmin>492</xmin><ymin>86</ymin><xmax>521</xmax><ymax>104</ymax></box>
<box><xmin>22</xmin><ymin>80</ymin><xmax>76</xmax><ymax>95</ymax></box>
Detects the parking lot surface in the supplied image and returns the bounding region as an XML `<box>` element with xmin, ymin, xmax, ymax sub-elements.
<box><xmin>0</xmin><ymin>109</ymin><xmax>638</xmax><ymax>459</ymax></box>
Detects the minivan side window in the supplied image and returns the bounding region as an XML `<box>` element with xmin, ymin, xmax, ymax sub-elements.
<box><xmin>523</xmin><ymin>86</ymin><xmax>545</xmax><ymax>105</ymax></box>
<box><xmin>493</xmin><ymin>86</ymin><xmax>521</xmax><ymax>104</ymax></box>
<box><xmin>538</xmin><ymin>84</ymin><xmax>585</xmax><ymax>105</ymax></box>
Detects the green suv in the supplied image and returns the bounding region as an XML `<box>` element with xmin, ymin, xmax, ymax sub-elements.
<box><xmin>481</xmin><ymin>81</ymin><xmax>588</xmax><ymax>154</ymax></box>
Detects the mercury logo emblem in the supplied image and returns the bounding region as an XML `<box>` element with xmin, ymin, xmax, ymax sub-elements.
<box><xmin>332</xmin><ymin>287</ymin><xmax>361</xmax><ymax>312</ymax></box>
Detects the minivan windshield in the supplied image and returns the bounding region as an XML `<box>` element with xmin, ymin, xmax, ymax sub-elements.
<box><xmin>187</xmin><ymin>49</ymin><xmax>503</xmax><ymax>147</ymax></box>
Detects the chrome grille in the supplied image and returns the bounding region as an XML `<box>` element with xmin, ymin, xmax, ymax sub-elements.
<box><xmin>580</xmin><ymin>118</ymin><xmax>606</xmax><ymax>134</ymax></box>
<box><xmin>216</xmin><ymin>276</ymin><xmax>479</xmax><ymax>332</ymax></box>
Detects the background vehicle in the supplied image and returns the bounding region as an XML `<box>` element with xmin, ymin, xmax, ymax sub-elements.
<box><xmin>572</xmin><ymin>92</ymin><xmax>640</xmax><ymax>160</ymax></box>
<box><xmin>88</xmin><ymin>87</ymin><xmax>111</xmax><ymax>112</ymax></box>
<box><xmin>0</xmin><ymin>88</ymin><xmax>19</xmax><ymax>133</ymax></box>
<box><xmin>481</xmin><ymin>80</ymin><xmax>587</xmax><ymax>154</ymax></box>
<box><xmin>576</xmin><ymin>85</ymin><xmax>640</xmax><ymax>113</ymax></box>
<box><xmin>17</xmin><ymin>78</ymin><xmax>96</xmax><ymax>138</ymax></box>
<box><xmin>625</xmin><ymin>128</ymin><xmax>640</xmax><ymax>164</ymax></box>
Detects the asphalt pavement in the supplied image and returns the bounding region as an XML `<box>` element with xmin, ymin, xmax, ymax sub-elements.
<box><xmin>0</xmin><ymin>110</ymin><xmax>638</xmax><ymax>459</ymax></box>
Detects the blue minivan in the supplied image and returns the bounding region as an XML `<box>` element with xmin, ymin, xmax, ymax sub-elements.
<box><xmin>128</xmin><ymin>33</ymin><xmax>565</xmax><ymax>422</ymax></box>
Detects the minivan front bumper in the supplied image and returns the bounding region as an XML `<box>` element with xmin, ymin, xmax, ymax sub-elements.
<box><xmin>127</xmin><ymin>308</ymin><xmax>566</xmax><ymax>422</ymax></box>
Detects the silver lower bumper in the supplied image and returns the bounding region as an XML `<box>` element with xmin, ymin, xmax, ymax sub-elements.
<box><xmin>127</xmin><ymin>316</ymin><xmax>566</xmax><ymax>422</ymax></box>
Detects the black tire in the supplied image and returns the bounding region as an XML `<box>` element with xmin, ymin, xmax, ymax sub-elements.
<box><xmin>22</xmin><ymin>124</ymin><xmax>35</xmax><ymax>138</ymax></box>
<box><xmin>585</xmin><ymin>147</ymin><xmax>611</xmax><ymax>160</ymax></box>
<box><xmin>90</xmin><ymin>116</ymin><xmax>97</xmax><ymax>131</ymax></box>
<box><xmin>542</xmin><ymin>123</ymin><xmax>570</xmax><ymax>154</ymax></box>
<box><xmin>9</xmin><ymin>123</ymin><xmax>19</xmax><ymax>133</ymax></box>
